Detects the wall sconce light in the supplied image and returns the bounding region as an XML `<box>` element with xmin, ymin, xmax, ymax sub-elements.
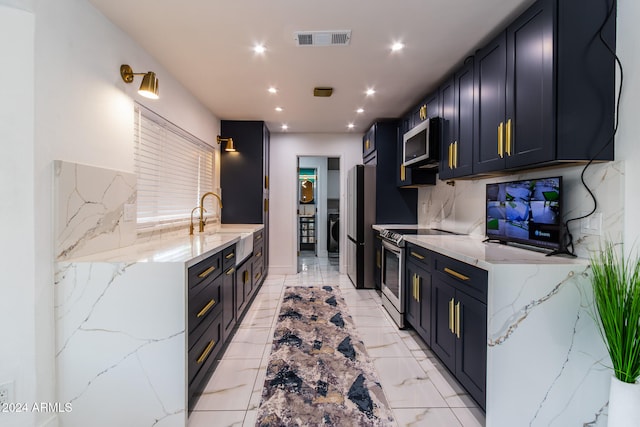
<box><xmin>217</xmin><ymin>135</ymin><xmax>236</xmax><ymax>152</ymax></box>
<box><xmin>120</xmin><ymin>64</ymin><xmax>159</xmax><ymax>99</ymax></box>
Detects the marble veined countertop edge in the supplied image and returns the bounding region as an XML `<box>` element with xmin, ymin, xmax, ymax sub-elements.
<box><xmin>58</xmin><ymin>224</ymin><xmax>263</xmax><ymax>265</ymax></box>
<box><xmin>403</xmin><ymin>234</ymin><xmax>589</xmax><ymax>269</ymax></box>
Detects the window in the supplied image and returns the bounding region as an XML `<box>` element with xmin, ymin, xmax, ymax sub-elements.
<box><xmin>134</xmin><ymin>103</ymin><xmax>217</xmax><ymax>229</ymax></box>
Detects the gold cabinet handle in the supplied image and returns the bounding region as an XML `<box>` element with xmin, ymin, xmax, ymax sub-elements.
<box><xmin>197</xmin><ymin>340</ymin><xmax>215</xmax><ymax>364</ymax></box>
<box><xmin>255</xmin><ymin>271</ymin><xmax>262</xmax><ymax>280</ymax></box>
<box><xmin>455</xmin><ymin>302</ymin><xmax>461</xmax><ymax>339</ymax></box>
<box><xmin>448</xmin><ymin>143</ymin><xmax>453</xmax><ymax>169</ymax></box>
<box><xmin>226</xmin><ymin>267</ymin><xmax>235</xmax><ymax>276</ymax></box>
<box><xmin>449</xmin><ymin>298</ymin><xmax>455</xmax><ymax>333</ymax></box>
<box><xmin>198</xmin><ymin>266</ymin><xmax>216</xmax><ymax>279</ymax></box>
<box><xmin>412</xmin><ymin>274</ymin><xmax>417</xmax><ymax>300</ymax></box>
<box><xmin>400</xmin><ymin>163</ymin><xmax>406</xmax><ymax>181</ymax></box>
<box><xmin>444</xmin><ymin>267</ymin><xmax>470</xmax><ymax>281</ymax></box>
<box><xmin>410</xmin><ymin>251</ymin><xmax>425</xmax><ymax>260</ymax></box>
<box><xmin>197</xmin><ymin>299</ymin><xmax>216</xmax><ymax>318</ymax></box>
<box><xmin>243</xmin><ymin>270</ymin><xmax>249</xmax><ymax>284</ymax></box>
<box><xmin>264</xmin><ymin>199</ymin><xmax>269</xmax><ymax>212</ymax></box>
<box><xmin>256</xmin><ymin>251</ymin><xmax>263</xmax><ymax>258</ymax></box>
<box><xmin>506</xmin><ymin>118</ymin><xmax>512</xmax><ymax>156</ymax></box>
<box><xmin>225</xmin><ymin>252</ymin><xmax>235</xmax><ymax>259</ymax></box>
<box><xmin>255</xmin><ymin>233</ymin><xmax>263</xmax><ymax>241</ymax></box>
<box><xmin>264</xmin><ymin>175</ymin><xmax>269</xmax><ymax>189</ymax></box>
<box><xmin>415</xmin><ymin>274</ymin><xmax>420</xmax><ymax>303</ymax></box>
<box><xmin>498</xmin><ymin>122</ymin><xmax>504</xmax><ymax>158</ymax></box>
<box><xmin>454</xmin><ymin>141</ymin><xmax>458</xmax><ymax>168</ymax></box>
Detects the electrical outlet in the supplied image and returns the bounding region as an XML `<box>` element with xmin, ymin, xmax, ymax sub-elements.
<box><xmin>0</xmin><ymin>381</ymin><xmax>14</xmax><ymax>405</ymax></box>
<box><xmin>581</xmin><ymin>212</ymin><xmax>603</xmax><ymax>236</ymax></box>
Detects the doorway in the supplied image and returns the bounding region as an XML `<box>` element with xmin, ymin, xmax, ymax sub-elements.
<box><xmin>297</xmin><ymin>156</ymin><xmax>340</xmax><ymax>272</ymax></box>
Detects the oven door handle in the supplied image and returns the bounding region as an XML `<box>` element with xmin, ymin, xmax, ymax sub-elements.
<box><xmin>381</xmin><ymin>240</ymin><xmax>402</xmax><ymax>255</ymax></box>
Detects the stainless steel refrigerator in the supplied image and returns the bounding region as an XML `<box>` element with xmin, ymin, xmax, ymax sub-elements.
<box><xmin>346</xmin><ymin>165</ymin><xmax>376</xmax><ymax>289</ymax></box>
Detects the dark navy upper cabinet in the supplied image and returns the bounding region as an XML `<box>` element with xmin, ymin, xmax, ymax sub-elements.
<box><xmin>439</xmin><ymin>59</ymin><xmax>474</xmax><ymax>180</ymax></box>
<box><xmin>365</xmin><ymin>120</ymin><xmax>418</xmax><ymax>224</ymax></box>
<box><xmin>220</xmin><ymin>120</ymin><xmax>270</xmax><ymax>264</ymax></box>
<box><xmin>474</xmin><ymin>0</ymin><xmax>615</xmax><ymax>175</ymax></box>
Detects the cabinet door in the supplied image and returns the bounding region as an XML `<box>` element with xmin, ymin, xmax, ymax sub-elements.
<box><xmin>221</xmin><ymin>265</ymin><xmax>236</xmax><ymax>342</ymax></box>
<box><xmin>235</xmin><ymin>261</ymin><xmax>251</xmax><ymax>316</ymax></box>
<box><xmin>431</xmin><ymin>276</ymin><xmax>456</xmax><ymax>372</ymax></box>
<box><xmin>455</xmin><ymin>290</ymin><xmax>487</xmax><ymax>410</ymax></box>
<box><xmin>454</xmin><ymin>60</ymin><xmax>474</xmax><ymax>177</ymax></box>
<box><xmin>438</xmin><ymin>76</ymin><xmax>455</xmax><ymax>180</ymax></box>
<box><xmin>505</xmin><ymin>0</ymin><xmax>554</xmax><ymax>169</ymax></box>
<box><xmin>363</xmin><ymin>125</ymin><xmax>376</xmax><ymax>159</ymax></box>
<box><xmin>404</xmin><ymin>260</ymin><xmax>421</xmax><ymax>333</ymax></box>
<box><xmin>417</xmin><ymin>266</ymin><xmax>432</xmax><ymax>345</ymax></box>
<box><xmin>474</xmin><ymin>32</ymin><xmax>507</xmax><ymax>174</ymax></box>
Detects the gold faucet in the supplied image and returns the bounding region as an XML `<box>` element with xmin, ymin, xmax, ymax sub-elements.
<box><xmin>190</xmin><ymin>206</ymin><xmax>206</xmax><ymax>235</ymax></box>
<box><xmin>199</xmin><ymin>192</ymin><xmax>222</xmax><ymax>232</ymax></box>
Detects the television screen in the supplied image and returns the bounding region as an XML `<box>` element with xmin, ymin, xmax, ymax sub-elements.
<box><xmin>485</xmin><ymin>176</ymin><xmax>562</xmax><ymax>250</ymax></box>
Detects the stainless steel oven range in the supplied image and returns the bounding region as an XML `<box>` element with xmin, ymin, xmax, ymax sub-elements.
<box><xmin>378</xmin><ymin>228</ymin><xmax>455</xmax><ymax>328</ymax></box>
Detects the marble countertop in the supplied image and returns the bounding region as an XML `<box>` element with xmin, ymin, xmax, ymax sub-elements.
<box><xmin>403</xmin><ymin>234</ymin><xmax>588</xmax><ymax>270</ymax></box>
<box><xmin>62</xmin><ymin>224</ymin><xmax>264</xmax><ymax>267</ymax></box>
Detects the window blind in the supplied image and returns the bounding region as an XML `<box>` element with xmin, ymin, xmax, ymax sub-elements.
<box><xmin>134</xmin><ymin>103</ymin><xmax>217</xmax><ymax>229</ymax></box>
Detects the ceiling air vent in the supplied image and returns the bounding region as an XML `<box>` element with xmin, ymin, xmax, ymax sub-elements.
<box><xmin>294</xmin><ymin>30</ymin><xmax>351</xmax><ymax>47</ymax></box>
<box><xmin>313</xmin><ymin>87</ymin><xmax>333</xmax><ymax>97</ymax></box>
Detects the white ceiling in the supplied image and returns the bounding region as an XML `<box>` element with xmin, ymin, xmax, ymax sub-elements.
<box><xmin>89</xmin><ymin>0</ymin><xmax>535</xmax><ymax>134</ymax></box>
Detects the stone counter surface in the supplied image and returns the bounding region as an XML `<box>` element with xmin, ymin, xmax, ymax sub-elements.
<box><xmin>403</xmin><ymin>234</ymin><xmax>610</xmax><ymax>427</ymax></box>
<box><xmin>54</xmin><ymin>224</ymin><xmax>263</xmax><ymax>427</ymax></box>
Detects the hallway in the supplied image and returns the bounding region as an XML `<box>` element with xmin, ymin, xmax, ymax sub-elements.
<box><xmin>188</xmin><ymin>255</ymin><xmax>485</xmax><ymax>426</ymax></box>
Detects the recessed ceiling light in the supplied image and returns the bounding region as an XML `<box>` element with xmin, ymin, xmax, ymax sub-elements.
<box><xmin>356</xmin><ymin>108</ymin><xmax>364</xmax><ymax>114</ymax></box>
<box><xmin>365</xmin><ymin>88</ymin><xmax>375</xmax><ymax>96</ymax></box>
<box><xmin>254</xmin><ymin>44</ymin><xmax>266</xmax><ymax>54</ymax></box>
<box><xmin>347</xmin><ymin>123</ymin><xmax>355</xmax><ymax>129</ymax></box>
<box><xmin>281</xmin><ymin>124</ymin><xmax>288</xmax><ymax>130</ymax></box>
<box><xmin>275</xmin><ymin>107</ymin><xmax>283</xmax><ymax>112</ymax></box>
<box><xmin>391</xmin><ymin>42</ymin><xmax>405</xmax><ymax>52</ymax></box>
<box><xmin>268</xmin><ymin>87</ymin><xmax>277</xmax><ymax>94</ymax></box>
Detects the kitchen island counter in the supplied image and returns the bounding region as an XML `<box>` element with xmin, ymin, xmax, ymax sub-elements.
<box><xmin>54</xmin><ymin>224</ymin><xmax>264</xmax><ymax>427</ymax></box>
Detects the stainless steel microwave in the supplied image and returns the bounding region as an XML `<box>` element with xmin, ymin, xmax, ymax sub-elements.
<box><xmin>403</xmin><ymin>117</ymin><xmax>441</xmax><ymax>168</ymax></box>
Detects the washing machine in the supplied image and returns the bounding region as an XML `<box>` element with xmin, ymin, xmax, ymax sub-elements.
<box><xmin>328</xmin><ymin>214</ymin><xmax>339</xmax><ymax>253</ymax></box>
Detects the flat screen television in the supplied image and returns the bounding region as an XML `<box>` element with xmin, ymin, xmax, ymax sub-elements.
<box><xmin>485</xmin><ymin>176</ymin><xmax>562</xmax><ymax>251</ymax></box>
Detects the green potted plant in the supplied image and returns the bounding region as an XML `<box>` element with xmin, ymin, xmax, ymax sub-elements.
<box><xmin>590</xmin><ymin>242</ymin><xmax>640</xmax><ymax>426</ymax></box>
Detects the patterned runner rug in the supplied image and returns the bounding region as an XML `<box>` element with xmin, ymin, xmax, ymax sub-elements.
<box><xmin>256</xmin><ymin>285</ymin><xmax>395</xmax><ymax>427</ymax></box>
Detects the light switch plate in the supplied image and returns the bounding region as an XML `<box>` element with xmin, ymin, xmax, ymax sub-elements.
<box><xmin>581</xmin><ymin>212</ymin><xmax>602</xmax><ymax>235</ymax></box>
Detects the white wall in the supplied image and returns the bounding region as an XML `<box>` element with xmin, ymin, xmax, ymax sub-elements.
<box><xmin>270</xmin><ymin>134</ymin><xmax>361</xmax><ymax>274</ymax></box>
<box><xmin>618</xmin><ymin>0</ymin><xmax>640</xmax><ymax>255</ymax></box>
<box><xmin>0</xmin><ymin>1</ymin><xmax>220</xmax><ymax>426</ymax></box>
<box><xmin>0</xmin><ymin>5</ymin><xmax>37</xmax><ymax>427</ymax></box>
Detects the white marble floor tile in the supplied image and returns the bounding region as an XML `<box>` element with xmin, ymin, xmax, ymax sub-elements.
<box><xmin>359</xmin><ymin>326</ymin><xmax>414</xmax><ymax>358</ymax></box>
<box><xmin>373</xmin><ymin>357</ymin><xmax>448</xmax><ymax>408</ymax></box>
<box><xmin>242</xmin><ymin>410</ymin><xmax>257</xmax><ymax>427</ymax></box>
<box><xmin>188</xmin><ymin>410</ymin><xmax>246</xmax><ymax>427</ymax></box>
<box><xmin>418</xmin><ymin>357</ymin><xmax>477</xmax><ymax>408</ymax></box>
<box><xmin>192</xmin><ymin>359</ymin><xmax>260</xmax><ymax>411</ymax></box>
<box><xmin>222</xmin><ymin>327</ymin><xmax>272</xmax><ymax>359</ymax></box>
<box><xmin>392</xmin><ymin>407</ymin><xmax>463</xmax><ymax>427</ymax></box>
<box><xmin>350</xmin><ymin>305</ymin><xmax>396</xmax><ymax>328</ymax></box>
<box><xmin>452</xmin><ymin>407</ymin><xmax>485</xmax><ymax>427</ymax></box>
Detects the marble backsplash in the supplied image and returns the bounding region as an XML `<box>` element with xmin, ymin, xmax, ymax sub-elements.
<box><xmin>54</xmin><ymin>160</ymin><xmax>137</xmax><ymax>260</ymax></box>
<box><xmin>418</xmin><ymin>161</ymin><xmax>624</xmax><ymax>259</ymax></box>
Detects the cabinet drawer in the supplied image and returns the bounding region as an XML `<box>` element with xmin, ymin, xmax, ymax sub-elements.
<box><xmin>188</xmin><ymin>313</ymin><xmax>222</xmax><ymax>386</ymax></box>
<box><xmin>253</xmin><ymin>229</ymin><xmax>264</xmax><ymax>245</ymax></box>
<box><xmin>188</xmin><ymin>277</ymin><xmax>222</xmax><ymax>336</ymax></box>
<box><xmin>406</xmin><ymin>244</ymin><xmax>432</xmax><ymax>269</ymax></box>
<box><xmin>433</xmin><ymin>254</ymin><xmax>488</xmax><ymax>303</ymax></box>
<box><xmin>252</xmin><ymin>257</ymin><xmax>264</xmax><ymax>285</ymax></box>
<box><xmin>223</xmin><ymin>244</ymin><xmax>236</xmax><ymax>269</ymax></box>
<box><xmin>253</xmin><ymin>241</ymin><xmax>264</xmax><ymax>262</ymax></box>
<box><xmin>188</xmin><ymin>252</ymin><xmax>222</xmax><ymax>289</ymax></box>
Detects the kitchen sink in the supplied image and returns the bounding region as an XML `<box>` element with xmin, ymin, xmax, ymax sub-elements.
<box><xmin>212</xmin><ymin>229</ymin><xmax>253</xmax><ymax>265</ymax></box>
